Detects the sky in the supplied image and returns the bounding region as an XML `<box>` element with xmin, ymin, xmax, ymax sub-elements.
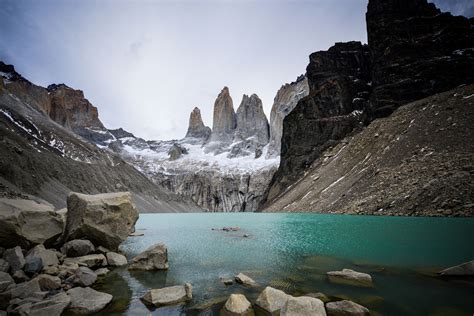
<box><xmin>0</xmin><ymin>0</ymin><xmax>472</xmax><ymax>140</ymax></box>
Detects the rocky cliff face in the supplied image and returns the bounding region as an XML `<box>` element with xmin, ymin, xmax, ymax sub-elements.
<box><xmin>0</xmin><ymin>63</ymin><xmax>201</xmax><ymax>212</ymax></box>
<box><xmin>266</xmin><ymin>42</ymin><xmax>371</xmax><ymax>201</ymax></box>
<box><xmin>266</xmin><ymin>75</ymin><xmax>309</xmax><ymax>158</ymax></box>
<box><xmin>367</xmin><ymin>0</ymin><xmax>474</xmax><ymax>117</ymax></box>
<box><xmin>185</xmin><ymin>107</ymin><xmax>211</xmax><ymax>139</ymax></box>
<box><xmin>210</xmin><ymin>87</ymin><xmax>236</xmax><ymax>142</ymax></box>
<box><xmin>264</xmin><ymin>85</ymin><xmax>474</xmax><ymax>216</ymax></box>
<box><xmin>235</xmin><ymin>94</ymin><xmax>269</xmax><ymax>144</ymax></box>
<box><xmin>263</xmin><ymin>0</ymin><xmax>474</xmax><ymax>214</ymax></box>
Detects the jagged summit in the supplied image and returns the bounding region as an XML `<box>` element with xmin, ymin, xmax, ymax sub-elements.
<box><xmin>235</xmin><ymin>93</ymin><xmax>269</xmax><ymax>144</ymax></box>
<box><xmin>185</xmin><ymin>106</ymin><xmax>211</xmax><ymax>139</ymax></box>
<box><xmin>210</xmin><ymin>86</ymin><xmax>236</xmax><ymax>142</ymax></box>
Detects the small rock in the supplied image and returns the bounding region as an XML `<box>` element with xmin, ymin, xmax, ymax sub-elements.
<box><xmin>42</xmin><ymin>265</ymin><xmax>59</xmax><ymax>276</ymax></box>
<box><xmin>327</xmin><ymin>269</ymin><xmax>373</xmax><ymax>287</ymax></box>
<box><xmin>0</xmin><ymin>271</ymin><xmax>14</xmax><ymax>292</ymax></box>
<box><xmin>255</xmin><ymin>286</ymin><xmax>291</xmax><ymax>315</ymax></box>
<box><xmin>221</xmin><ymin>294</ymin><xmax>254</xmax><ymax>316</ymax></box>
<box><xmin>60</xmin><ymin>239</ymin><xmax>95</xmax><ymax>257</ymax></box>
<box><xmin>3</xmin><ymin>246</ymin><xmax>25</xmax><ymax>272</ymax></box>
<box><xmin>73</xmin><ymin>266</ymin><xmax>97</xmax><ymax>287</ymax></box>
<box><xmin>12</xmin><ymin>270</ymin><xmax>29</xmax><ymax>283</ymax></box>
<box><xmin>23</xmin><ymin>257</ymin><xmax>43</xmax><ymax>276</ymax></box>
<box><xmin>128</xmin><ymin>244</ymin><xmax>168</xmax><ymax>270</ymax></box>
<box><xmin>67</xmin><ymin>287</ymin><xmax>113</xmax><ymax>314</ymax></box>
<box><xmin>281</xmin><ymin>296</ymin><xmax>326</xmax><ymax>316</ymax></box>
<box><xmin>57</xmin><ymin>263</ymin><xmax>79</xmax><ymax>279</ymax></box>
<box><xmin>106</xmin><ymin>252</ymin><xmax>127</xmax><ymax>266</ymax></box>
<box><xmin>326</xmin><ymin>300</ymin><xmax>370</xmax><ymax>316</ymax></box>
<box><xmin>63</xmin><ymin>254</ymin><xmax>107</xmax><ymax>268</ymax></box>
<box><xmin>95</xmin><ymin>246</ymin><xmax>110</xmax><ymax>254</ymax></box>
<box><xmin>243</xmin><ymin>234</ymin><xmax>249</xmax><ymax>238</ymax></box>
<box><xmin>438</xmin><ymin>260</ymin><xmax>474</xmax><ymax>276</ymax></box>
<box><xmin>141</xmin><ymin>283</ymin><xmax>192</xmax><ymax>307</ymax></box>
<box><xmin>221</xmin><ymin>278</ymin><xmax>234</xmax><ymax>286</ymax></box>
<box><xmin>94</xmin><ymin>268</ymin><xmax>110</xmax><ymax>277</ymax></box>
<box><xmin>0</xmin><ymin>259</ymin><xmax>10</xmax><ymax>273</ymax></box>
<box><xmin>25</xmin><ymin>244</ymin><xmax>59</xmax><ymax>267</ymax></box>
<box><xmin>37</xmin><ymin>274</ymin><xmax>62</xmax><ymax>291</ymax></box>
<box><xmin>235</xmin><ymin>273</ymin><xmax>257</xmax><ymax>286</ymax></box>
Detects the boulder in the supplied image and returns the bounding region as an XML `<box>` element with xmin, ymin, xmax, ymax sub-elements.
<box><xmin>3</xmin><ymin>246</ymin><xmax>25</xmax><ymax>272</ymax></box>
<box><xmin>0</xmin><ymin>259</ymin><xmax>9</xmax><ymax>273</ymax></box>
<box><xmin>141</xmin><ymin>283</ymin><xmax>192</xmax><ymax>307</ymax></box>
<box><xmin>327</xmin><ymin>269</ymin><xmax>373</xmax><ymax>287</ymax></box>
<box><xmin>94</xmin><ymin>268</ymin><xmax>110</xmax><ymax>277</ymax></box>
<box><xmin>60</xmin><ymin>240</ymin><xmax>95</xmax><ymax>257</ymax></box>
<box><xmin>73</xmin><ymin>266</ymin><xmax>97</xmax><ymax>287</ymax></box>
<box><xmin>63</xmin><ymin>192</ymin><xmax>139</xmax><ymax>250</ymax></box>
<box><xmin>221</xmin><ymin>294</ymin><xmax>254</xmax><ymax>316</ymax></box>
<box><xmin>23</xmin><ymin>257</ymin><xmax>43</xmax><ymax>275</ymax></box>
<box><xmin>326</xmin><ymin>300</ymin><xmax>370</xmax><ymax>316</ymax></box>
<box><xmin>255</xmin><ymin>286</ymin><xmax>291</xmax><ymax>315</ymax></box>
<box><xmin>106</xmin><ymin>252</ymin><xmax>127</xmax><ymax>266</ymax></box>
<box><xmin>67</xmin><ymin>287</ymin><xmax>112</xmax><ymax>314</ymax></box>
<box><xmin>281</xmin><ymin>296</ymin><xmax>326</xmax><ymax>316</ymax></box>
<box><xmin>0</xmin><ymin>198</ymin><xmax>63</xmax><ymax>249</ymax></box>
<box><xmin>25</xmin><ymin>245</ymin><xmax>59</xmax><ymax>268</ymax></box>
<box><xmin>12</xmin><ymin>292</ymin><xmax>70</xmax><ymax>316</ymax></box>
<box><xmin>37</xmin><ymin>274</ymin><xmax>61</xmax><ymax>291</ymax></box>
<box><xmin>0</xmin><ymin>272</ymin><xmax>14</xmax><ymax>292</ymax></box>
<box><xmin>128</xmin><ymin>244</ymin><xmax>168</xmax><ymax>270</ymax></box>
<box><xmin>235</xmin><ymin>273</ymin><xmax>256</xmax><ymax>286</ymax></box>
<box><xmin>63</xmin><ymin>254</ymin><xmax>107</xmax><ymax>268</ymax></box>
<box><xmin>12</xmin><ymin>270</ymin><xmax>29</xmax><ymax>283</ymax></box>
<box><xmin>9</xmin><ymin>278</ymin><xmax>41</xmax><ymax>299</ymax></box>
<box><xmin>439</xmin><ymin>260</ymin><xmax>474</xmax><ymax>276</ymax></box>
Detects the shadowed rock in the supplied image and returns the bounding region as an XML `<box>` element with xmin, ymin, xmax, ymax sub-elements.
<box><xmin>439</xmin><ymin>260</ymin><xmax>474</xmax><ymax>276</ymax></box>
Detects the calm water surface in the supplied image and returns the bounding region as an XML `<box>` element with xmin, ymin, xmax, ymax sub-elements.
<box><xmin>92</xmin><ymin>213</ymin><xmax>474</xmax><ymax>315</ymax></box>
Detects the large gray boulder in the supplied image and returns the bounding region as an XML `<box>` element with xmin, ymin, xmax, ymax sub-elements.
<box><xmin>141</xmin><ymin>283</ymin><xmax>192</xmax><ymax>307</ymax></box>
<box><xmin>128</xmin><ymin>244</ymin><xmax>168</xmax><ymax>270</ymax></box>
<box><xmin>327</xmin><ymin>269</ymin><xmax>373</xmax><ymax>287</ymax></box>
<box><xmin>255</xmin><ymin>286</ymin><xmax>291</xmax><ymax>315</ymax></box>
<box><xmin>67</xmin><ymin>287</ymin><xmax>112</xmax><ymax>314</ymax></box>
<box><xmin>25</xmin><ymin>244</ymin><xmax>59</xmax><ymax>267</ymax></box>
<box><xmin>11</xmin><ymin>292</ymin><xmax>71</xmax><ymax>316</ymax></box>
<box><xmin>326</xmin><ymin>300</ymin><xmax>370</xmax><ymax>316</ymax></box>
<box><xmin>235</xmin><ymin>273</ymin><xmax>257</xmax><ymax>287</ymax></box>
<box><xmin>73</xmin><ymin>266</ymin><xmax>97</xmax><ymax>287</ymax></box>
<box><xmin>106</xmin><ymin>252</ymin><xmax>127</xmax><ymax>266</ymax></box>
<box><xmin>439</xmin><ymin>260</ymin><xmax>474</xmax><ymax>276</ymax></box>
<box><xmin>221</xmin><ymin>294</ymin><xmax>254</xmax><ymax>316</ymax></box>
<box><xmin>63</xmin><ymin>192</ymin><xmax>139</xmax><ymax>250</ymax></box>
<box><xmin>0</xmin><ymin>199</ymin><xmax>63</xmax><ymax>249</ymax></box>
<box><xmin>60</xmin><ymin>239</ymin><xmax>95</xmax><ymax>257</ymax></box>
<box><xmin>3</xmin><ymin>246</ymin><xmax>25</xmax><ymax>273</ymax></box>
<box><xmin>281</xmin><ymin>296</ymin><xmax>326</xmax><ymax>316</ymax></box>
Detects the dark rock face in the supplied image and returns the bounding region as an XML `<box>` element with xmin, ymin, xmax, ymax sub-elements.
<box><xmin>367</xmin><ymin>0</ymin><xmax>474</xmax><ymax>117</ymax></box>
<box><xmin>267</xmin><ymin>42</ymin><xmax>371</xmax><ymax>200</ymax></box>
<box><xmin>235</xmin><ymin>94</ymin><xmax>269</xmax><ymax>144</ymax></box>
<box><xmin>210</xmin><ymin>87</ymin><xmax>236</xmax><ymax>142</ymax></box>
<box><xmin>168</xmin><ymin>143</ymin><xmax>188</xmax><ymax>160</ymax></box>
<box><xmin>185</xmin><ymin>107</ymin><xmax>211</xmax><ymax>139</ymax></box>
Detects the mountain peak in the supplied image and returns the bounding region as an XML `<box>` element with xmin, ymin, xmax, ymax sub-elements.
<box><xmin>185</xmin><ymin>106</ymin><xmax>211</xmax><ymax>139</ymax></box>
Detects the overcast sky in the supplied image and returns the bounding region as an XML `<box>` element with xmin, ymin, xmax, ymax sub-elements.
<box><xmin>0</xmin><ymin>0</ymin><xmax>472</xmax><ymax>140</ymax></box>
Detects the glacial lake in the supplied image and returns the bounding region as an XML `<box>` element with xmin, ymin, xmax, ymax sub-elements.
<box><xmin>92</xmin><ymin>213</ymin><xmax>474</xmax><ymax>315</ymax></box>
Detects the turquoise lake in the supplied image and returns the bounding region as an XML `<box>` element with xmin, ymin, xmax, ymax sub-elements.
<box><xmin>91</xmin><ymin>213</ymin><xmax>474</xmax><ymax>315</ymax></box>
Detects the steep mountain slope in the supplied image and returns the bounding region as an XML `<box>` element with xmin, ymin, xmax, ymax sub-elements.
<box><xmin>264</xmin><ymin>84</ymin><xmax>474</xmax><ymax>216</ymax></box>
<box><xmin>263</xmin><ymin>0</ymin><xmax>474</xmax><ymax>211</ymax></box>
<box><xmin>0</xmin><ymin>63</ymin><xmax>201</xmax><ymax>212</ymax></box>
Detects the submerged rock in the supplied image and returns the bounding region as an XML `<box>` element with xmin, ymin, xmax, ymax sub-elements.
<box><xmin>327</xmin><ymin>269</ymin><xmax>373</xmax><ymax>287</ymax></box>
<box><xmin>141</xmin><ymin>283</ymin><xmax>192</xmax><ymax>307</ymax></box>
<box><xmin>255</xmin><ymin>286</ymin><xmax>291</xmax><ymax>315</ymax></box>
<box><xmin>67</xmin><ymin>287</ymin><xmax>112</xmax><ymax>314</ymax></box>
<box><xmin>281</xmin><ymin>296</ymin><xmax>326</xmax><ymax>316</ymax></box>
<box><xmin>326</xmin><ymin>300</ymin><xmax>369</xmax><ymax>316</ymax></box>
<box><xmin>0</xmin><ymin>198</ymin><xmax>63</xmax><ymax>249</ymax></box>
<box><xmin>439</xmin><ymin>260</ymin><xmax>474</xmax><ymax>276</ymax></box>
<box><xmin>235</xmin><ymin>273</ymin><xmax>257</xmax><ymax>287</ymax></box>
<box><xmin>64</xmin><ymin>192</ymin><xmax>139</xmax><ymax>250</ymax></box>
<box><xmin>128</xmin><ymin>243</ymin><xmax>168</xmax><ymax>270</ymax></box>
<box><xmin>221</xmin><ymin>293</ymin><xmax>255</xmax><ymax>316</ymax></box>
